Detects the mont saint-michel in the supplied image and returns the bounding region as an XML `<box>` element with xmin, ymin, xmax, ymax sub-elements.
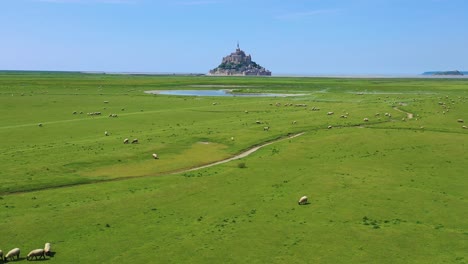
<box><xmin>209</xmin><ymin>44</ymin><xmax>271</xmax><ymax>76</ymax></box>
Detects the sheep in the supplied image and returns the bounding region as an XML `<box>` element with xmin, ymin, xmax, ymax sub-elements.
<box><xmin>4</xmin><ymin>248</ymin><xmax>20</xmax><ymax>261</ymax></box>
<box><xmin>38</xmin><ymin>123</ymin><xmax>43</xmax><ymax>127</ymax></box>
<box><xmin>292</xmin><ymin>121</ymin><xmax>297</xmax><ymax>125</ymax></box>
<box><xmin>327</xmin><ymin>112</ymin><xmax>334</xmax><ymax>115</ymax></box>
<box><xmin>263</xmin><ymin>126</ymin><xmax>269</xmax><ymax>131</ymax></box>
<box><xmin>230</xmin><ymin>137</ymin><xmax>234</xmax><ymax>141</ymax></box>
<box><xmin>328</xmin><ymin>125</ymin><xmax>332</xmax><ymax>129</ymax></box>
<box><xmin>255</xmin><ymin>120</ymin><xmax>262</xmax><ymax>124</ymax></box>
<box><xmin>105</xmin><ymin>131</ymin><xmax>109</xmax><ymax>136</ymax></box>
<box><xmin>123</xmin><ymin>138</ymin><xmax>129</xmax><ymax>144</ymax></box>
<box><xmin>72</xmin><ymin>111</ymin><xmax>77</xmax><ymax>114</ymax></box>
<box><xmin>298</xmin><ymin>196</ymin><xmax>308</xmax><ymax>205</ymax></box>
<box><xmin>457</xmin><ymin>119</ymin><xmax>464</xmax><ymax>123</ymax></box>
<box><xmin>131</xmin><ymin>139</ymin><xmax>139</xmax><ymax>144</ymax></box>
<box><xmin>462</xmin><ymin>125</ymin><xmax>467</xmax><ymax>129</ymax></box>
<box><xmin>340</xmin><ymin>115</ymin><xmax>347</xmax><ymax>118</ymax></box>
<box><xmin>0</xmin><ymin>250</ymin><xmax>2</xmax><ymax>259</ymax></box>
<box><xmin>363</xmin><ymin>118</ymin><xmax>369</xmax><ymax>122</ymax></box>
<box><xmin>152</xmin><ymin>153</ymin><xmax>159</xmax><ymax>159</ymax></box>
<box><xmin>27</xmin><ymin>249</ymin><xmax>45</xmax><ymax>260</ymax></box>
<box><xmin>44</xmin><ymin>243</ymin><xmax>51</xmax><ymax>256</ymax></box>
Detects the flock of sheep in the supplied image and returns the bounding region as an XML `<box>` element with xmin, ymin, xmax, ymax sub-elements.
<box><xmin>1</xmin><ymin>243</ymin><xmax>51</xmax><ymax>262</ymax></box>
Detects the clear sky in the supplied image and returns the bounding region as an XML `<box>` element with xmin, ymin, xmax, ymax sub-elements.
<box><xmin>1</xmin><ymin>0</ymin><xmax>467</xmax><ymax>75</ymax></box>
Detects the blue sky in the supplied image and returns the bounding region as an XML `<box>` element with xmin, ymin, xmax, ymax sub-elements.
<box><xmin>1</xmin><ymin>0</ymin><xmax>467</xmax><ymax>75</ymax></box>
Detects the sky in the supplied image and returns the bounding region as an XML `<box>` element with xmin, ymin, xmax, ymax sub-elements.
<box><xmin>1</xmin><ymin>0</ymin><xmax>467</xmax><ymax>75</ymax></box>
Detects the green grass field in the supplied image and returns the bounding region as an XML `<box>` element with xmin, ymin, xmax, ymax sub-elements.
<box><xmin>0</xmin><ymin>72</ymin><xmax>466</xmax><ymax>263</ymax></box>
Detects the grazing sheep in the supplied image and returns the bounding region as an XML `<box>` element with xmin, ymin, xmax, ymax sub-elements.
<box><xmin>230</xmin><ymin>137</ymin><xmax>234</xmax><ymax>141</ymax></box>
<box><xmin>328</xmin><ymin>125</ymin><xmax>332</xmax><ymax>129</ymax></box>
<box><xmin>152</xmin><ymin>153</ymin><xmax>159</xmax><ymax>159</ymax></box>
<box><xmin>27</xmin><ymin>249</ymin><xmax>45</xmax><ymax>260</ymax></box>
<box><xmin>457</xmin><ymin>119</ymin><xmax>464</xmax><ymax>123</ymax></box>
<box><xmin>72</xmin><ymin>111</ymin><xmax>77</xmax><ymax>114</ymax></box>
<box><xmin>340</xmin><ymin>115</ymin><xmax>347</xmax><ymax>118</ymax></box>
<box><xmin>105</xmin><ymin>131</ymin><xmax>109</xmax><ymax>136</ymax></box>
<box><xmin>0</xmin><ymin>250</ymin><xmax>2</xmax><ymax>259</ymax></box>
<box><xmin>298</xmin><ymin>196</ymin><xmax>308</xmax><ymax>205</ymax></box>
<box><xmin>212</xmin><ymin>102</ymin><xmax>217</xmax><ymax>105</ymax></box>
<box><xmin>38</xmin><ymin>123</ymin><xmax>43</xmax><ymax>127</ymax></box>
<box><xmin>363</xmin><ymin>118</ymin><xmax>369</xmax><ymax>122</ymax></box>
<box><xmin>263</xmin><ymin>126</ymin><xmax>269</xmax><ymax>131</ymax></box>
<box><xmin>255</xmin><ymin>120</ymin><xmax>262</xmax><ymax>124</ymax></box>
<box><xmin>5</xmin><ymin>248</ymin><xmax>20</xmax><ymax>261</ymax></box>
<box><xmin>123</xmin><ymin>138</ymin><xmax>129</xmax><ymax>144</ymax></box>
<box><xmin>462</xmin><ymin>125</ymin><xmax>467</xmax><ymax>129</ymax></box>
<box><xmin>131</xmin><ymin>139</ymin><xmax>139</xmax><ymax>144</ymax></box>
<box><xmin>327</xmin><ymin>112</ymin><xmax>334</xmax><ymax>115</ymax></box>
<box><xmin>292</xmin><ymin>121</ymin><xmax>297</xmax><ymax>124</ymax></box>
<box><xmin>44</xmin><ymin>243</ymin><xmax>51</xmax><ymax>256</ymax></box>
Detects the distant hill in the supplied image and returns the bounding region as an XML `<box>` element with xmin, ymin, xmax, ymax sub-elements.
<box><xmin>422</xmin><ymin>70</ymin><xmax>465</xmax><ymax>76</ymax></box>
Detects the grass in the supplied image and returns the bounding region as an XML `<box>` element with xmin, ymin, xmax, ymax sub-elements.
<box><xmin>0</xmin><ymin>72</ymin><xmax>466</xmax><ymax>263</ymax></box>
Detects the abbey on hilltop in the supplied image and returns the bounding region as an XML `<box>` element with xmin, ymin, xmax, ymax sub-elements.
<box><xmin>209</xmin><ymin>43</ymin><xmax>271</xmax><ymax>76</ymax></box>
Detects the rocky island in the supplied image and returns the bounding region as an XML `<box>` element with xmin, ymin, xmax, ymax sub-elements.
<box><xmin>209</xmin><ymin>44</ymin><xmax>271</xmax><ymax>76</ymax></box>
<box><xmin>423</xmin><ymin>70</ymin><xmax>465</xmax><ymax>76</ymax></box>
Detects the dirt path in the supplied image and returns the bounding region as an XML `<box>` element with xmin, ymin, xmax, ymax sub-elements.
<box><xmin>184</xmin><ymin>132</ymin><xmax>305</xmax><ymax>172</ymax></box>
<box><xmin>393</xmin><ymin>107</ymin><xmax>414</xmax><ymax>119</ymax></box>
<box><xmin>1</xmin><ymin>132</ymin><xmax>306</xmax><ymax>196</ymax></box>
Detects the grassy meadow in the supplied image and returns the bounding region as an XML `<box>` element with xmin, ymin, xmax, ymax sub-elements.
<box><xmin>0</xmin><ymin>72</ymin><xmax>467</xmax><ymax>263</ymax></box>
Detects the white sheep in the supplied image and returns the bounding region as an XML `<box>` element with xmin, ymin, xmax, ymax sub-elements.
<box><xmin>44</xmin><ymin>243</ymin><xmax>51</xmax><ymax>256</ymax></box>
<box><xmin>328</xmin><ymin>125</ymin><xmax>332</xmax><ymax>129</ymax></box>
<box><xmin>27</xmin><ymin>249</ymin><xmax>45</xmax><ymax>260</ymax></box>
<box><xmin>131</xmin><ymin>139</ymin><xmax>139</xmax><ymax>144</ymax></box>
<box><xmin>363</xmin><ymin>118</ymin><xmax>369</xmax><ymax>122</ymax></box>
<box><xmin>263</xmin><ymin>126</ymin><xmax>269</xmax><ymax>131</ymax></box>
<box><xmin>292</xmin><ymin>121</ymin><xmax>297</xmax><ymax>124</ymax></box>
<box><xmin>298</xmin><ymin>196</ymin><xmax>308</xmax><ymax>205</ymax></box>
<box><xmin>327</xmin><ymin>112</ymin><xmax>334</xmax><ymax>115</ymax></box>
<box><xmin>123</xmin><ymin>138</ymin><xmax>129</xmax><ymax>144</ymax></box>
<box><xmin>0</xmin><ymin>250</ymin><xmax>3</xmax><ymax>259</ymax></box>
<box><xmin>457</xmin><ymin>119</ymin><xmax>464</xmax><ymax>123</ymax></box>
<box><xmin>5</xmin><ymin>248</ymin><xmax>20</xmax><ymax>261</ymax></box>
<box><xmin>105</xmin><ymin>131</ymin><xmax>109</xmax><ymax>136</ymax></box>
<box><xmin>152</xmin><ymin>153</ymin><xmax>159</xmax><ymax>159</ymax></box>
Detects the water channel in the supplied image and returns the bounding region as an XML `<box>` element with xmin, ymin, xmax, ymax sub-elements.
<box><xmin>144</xmin><ymin>90</ymin><xmax>303</xmax><ymax>97</ymax></box>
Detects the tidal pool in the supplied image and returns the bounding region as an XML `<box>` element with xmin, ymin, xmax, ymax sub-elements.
<box><xmin>145</xmin><ymin>90</ymin><xmax>303</xmax><ymax>97</ymax></box>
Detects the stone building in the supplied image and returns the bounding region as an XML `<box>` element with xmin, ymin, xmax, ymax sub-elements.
<box><xmin>209</xmin><ymin>44</ymin><xmax>271</xmax><ymax>76</ymax></box>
